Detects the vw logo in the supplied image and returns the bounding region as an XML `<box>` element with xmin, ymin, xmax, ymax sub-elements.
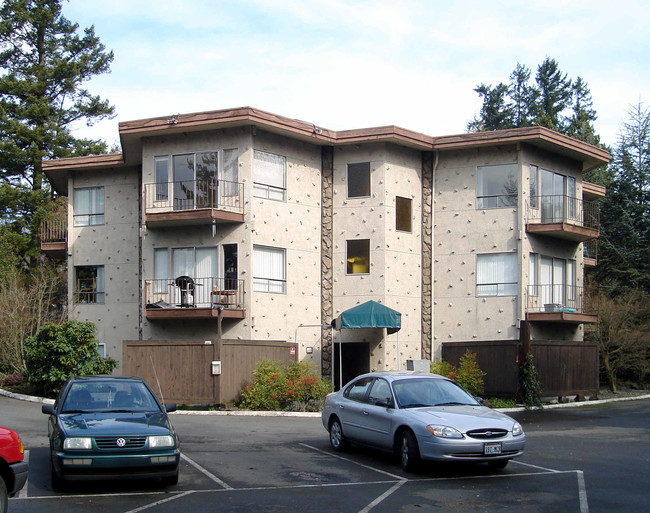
<box><xmin>116</xmin><ymin>438</ymin><xmax>126</xmax><ymax>447</ymax></box>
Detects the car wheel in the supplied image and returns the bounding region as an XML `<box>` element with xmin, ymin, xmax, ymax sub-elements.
<box><xmin>162</xmin><ymin>471</ymin><xmax>179</xmax><ymax>487</ymax></box>
<box><xmin>329</xmin><ymin>417</ymin><xmax>348</xmax><ymax>452</ymax></box>
<box><xmin>1</xmin><ymin>476</ymin><xmax>8</xmax><ymax>513</ymax></box>
<box><xmin>400</xmin><ymin>430</ymin><xmax>421</xmax><ymax>472</ymax></box>
<box><xmin>488</xmin><ymin>459</ymin><xmax>509</xmax><ymax>470</ymax></box>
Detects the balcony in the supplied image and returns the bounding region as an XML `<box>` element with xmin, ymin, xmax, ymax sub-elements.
<box><xmin>526</xmin><ymin>285</ymin><xmax>597</xmax><ymax>324</ymax></box>
<box><xmin>526</xmin><ymin>195</ymin><xmax>599</xmax><ymax>242</ymax></box>
<box><xmin>144</xmin><ymin>179</ymin><xmax>244</xmax><ymax>228</ymax></box>
<box><xmin>145</xmin><ymin>276</ymin><xmax>245</xmax><ymax>320</ymax></box>
<box><xmin>40</xmin><ymin>217</ymin><xmax>67</xmax><ymax>259</ymax></box>
<box><xmin>583</xmin><ymin>239</ymin><xmax>598</xmax><ymax>266</ymax></box>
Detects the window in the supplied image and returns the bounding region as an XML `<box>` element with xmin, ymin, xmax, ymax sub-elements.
<box><xmin>97</xmin><ymin>343</ymin><xmax>106</xmax><ymax>358</ymax></box>
<box><xmin>347</xmin><ymin>162</ymin><xmax>370</xmax><ymax>198</ymax></box>
<box><xmin>154</xmin><ymin>156</ymin><xmax>169</xmax><ymax>201</ymax></box>
<box><xmin>529</xmin><ymin>165</ymin><xmax>539</xmax><ymax>209</ymax></box>
<box><xmin>253</xmin><ymin>245</ymin><xmax>286</xmax><ymax>293</ymax></box>
<box><xmin>153</xmin><ymin>248</ymin><xmax>168</xmax><ymax>293</ymax></box>
<box><xmin>396</xmin><ymin>196</ymin><xmax>412</xmax><ymax>233</ymax></box>
<box><xmin>476</xmin><ymin>164</ymin><xmax>518</xmax><ymax>209</ymax></box>
<box><xmin>254</xmin><ymin>150</ymin><xmax>286</xmax><ymax>201</ymax></box>
<box><xmin>74</xmin><ymin>187</ymin><xmax>104</xmax><ymax>226</ymax></box>
<box><xmin>344</xmin><ymin>377</ymin><xmax>373</xmax><ymax>402</ymax></box>
<box><xmin>346</xmin><ymin>239</ymin><xmax>370</xmax><ymax>274</ymax></box>
<box><xmin>476</xmin><ymin>253</ymin><xmax>517</xmax><ymax>296</ymax></box>
<box><xmin>75</xmin><ymin>266</ymin><xmax>104</xmax><ymax>303</ymax></box>
<box><xmin>368</xmin><ymin>379</ymin><xmax>392</xmax><ymax>405</ymax></box>
<box><xmin>529</xmin><ymin>253</ymin><xmax>538</xmax><ymax>297</ymax></box>
<box><xmin>539</xmin><ymin>256</ymin><xmax>577</xmax><ymax>308</ymax></box>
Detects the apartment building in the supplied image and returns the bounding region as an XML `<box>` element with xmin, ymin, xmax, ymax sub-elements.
<box><xmin>41</xmin><ymin>107</ymin><xmax>608</xmax><ymax>401</ymax></box>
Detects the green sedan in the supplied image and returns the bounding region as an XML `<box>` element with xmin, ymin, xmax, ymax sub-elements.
<box><xmin>42</xmin><ymin>376</ymin><xmax>180</xmax><ymax>489</ymax></box>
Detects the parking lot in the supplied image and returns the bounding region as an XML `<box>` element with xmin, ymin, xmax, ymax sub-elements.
<box><xmin>3</xmin><ymin>394</ymin><xmax>649</xmax><ymax>513</ymax></box>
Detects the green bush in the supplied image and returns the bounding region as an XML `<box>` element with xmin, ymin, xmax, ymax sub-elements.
<box><xmin>485</xmin><ymin>397</ymin><xmax>517</xmax><ymax>409</ymax></box>
<box><xmin>240</xmin><ymin>360</ymin><xmax>331</xmax><ymax>411</ymax></box>
<box><xmin>24</xmin><ymin>320</ymin><xmax>117</xmax><ymax>396</ymax></box>
<box><xmin>430</xmin><ymin>350</ymin><xmax>486</xmax><ymax>397</ymax></box>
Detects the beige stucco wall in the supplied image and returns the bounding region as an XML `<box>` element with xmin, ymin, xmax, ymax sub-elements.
<box><xmin>433</xmin><ymin>146</ymin><xmax>521</xmax><ymax>359</ymax></box>
<box><xmin>67</xmin><ymin>166</ymin><xmax>140</xmax><ymax>369</ymax></box>
<box><xmin>332</xmin><ymin>143</ymin><xmax>423</xmax><ymax>371</ymax></box>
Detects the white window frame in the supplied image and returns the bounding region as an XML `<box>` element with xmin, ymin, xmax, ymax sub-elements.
<box><xmin>253</xmin><ymin>150</ymin><xmax>286</xmax><ymax>201</ymax></box>
<box><xmin>73</xmin><ymin>186</ymin><xmax>104</xmax><ymax>226</ymax></box>
<box><xmin>253</xmin><ymin>245</ymin><xmax>286</xmax><ymax>293</ymax></box>
<box><xmin>476</xmin><ymin>253</ymin><xmax>518</xmax><ymax>296</ymax></box>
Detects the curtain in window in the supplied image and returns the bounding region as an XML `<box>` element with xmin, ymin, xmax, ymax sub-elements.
<box><xmin>254</xmin><ymin>150</ymin><xmax>286</xmax><ymax>200</ymax></box>
<box><xmin>476</xmin><ymin>253</ymin><xmax>517</xmax><ymax>296</ymax></box>
<box><xmin>253</xmin><ymin>246</ymin><xmax>285</xmax><ymax>293</ymax></box>
<box><xmin>74</xmin><ymin>187</ymin><xmax>104</xmax><ymax>226</ymax></box>
<box><xmin>153</xmin><ymin>248</ymin><xmax>168</xmax><ymax>294</ymax></box>
<box><xmin>221</xmin><ymin>149</ymin><xmax>239</xmax><ymax>197</ymax></box>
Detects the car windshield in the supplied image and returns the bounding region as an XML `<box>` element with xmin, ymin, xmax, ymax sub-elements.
<box><xmin>61</xmin><ymin>381</ymin><xmax>162</xmax><ymax>413</ymax></box>
<box><xmin>393</xmin><ymin>378</ymin><xmax>479</xmax><ymax>408</ymax></box>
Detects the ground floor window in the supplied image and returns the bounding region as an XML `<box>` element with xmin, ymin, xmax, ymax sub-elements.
<box><xmin>75</xmin><ymin>266</ymin><xmax>105</xmax><ymax>303</ymax></box>
<box><xmin>253</xmin><ymin>245</ymin><xmax>286</xmax><ymax>293</ymax></box>
<box><xmin>476</xmin><ymin>253</ymin><xmax>517</xmax><ymax>296</ymax></box>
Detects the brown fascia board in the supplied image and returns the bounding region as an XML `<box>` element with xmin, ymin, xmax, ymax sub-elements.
<box><xmin>118</xmin><ymin>106</ymin><xmax>434</xmax><ymax>150</ymax></box>
<box><xmin>42</xmin><ymin>153</ymin><xmax>125</xmax><ymax>195</ymax></box>
<box><xmin>583</xmin><ymin>181</ymin><xmax>607</xmax><ymax>199</ymax></box>
<box><xmin>432</xmin><ymin>126</ymin><xmax>610</xmax><ymax>172</ymax></box>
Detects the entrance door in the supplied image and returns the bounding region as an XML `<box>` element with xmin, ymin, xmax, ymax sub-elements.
<box><xmin>333</xmin><ymin>342</ymin><xmax>370</xmax><ymax>390</ymax></box>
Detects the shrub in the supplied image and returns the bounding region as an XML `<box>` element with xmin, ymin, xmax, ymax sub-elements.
<box><xmin>24</xmin><ymin>320</ymin><xmax>117</xmax><ymax>397</ymax></box>
<box><xmin>1</xmin><ymin>372</ymin><xmax>25</xmax><ymax>388</ymax></box>
<box><xmin>430</xmin><ymin>350</ymin><xmax>486</xmax><ymax>397</ymax></box>
<box><xmin>485</xmin><ymin>397</ymin><xmax>517</xmax><ymax>409</ymax></box>
<box><xmin>239</xmin><ymin>360</ymin><xmax>331</xmax><ymax>411</ymax></box>
<box><xmin>519</xmin><ymin>353</ymin><xmax>543</xmax><ymax>409</ymax></box>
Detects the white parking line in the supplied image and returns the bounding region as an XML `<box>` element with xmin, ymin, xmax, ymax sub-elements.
<box><xmin>358</xmin><ymin>480</ymin><xmax>406</xmax><ymax>513</ymax></box>
<box><xmin>299</xmin><ymin>443</ymin><xmax>404</xmax><ymax>480</ymax></box>
<box><xmin>123</xmin><ymin>491</ymin><xmax>195</xmax><ymax>513</ymax></box>
<box><xmin>576</xmin><ymin>470</ymin><xmax>590</xmax><ymax>513</ymax></box>
<box><xmin>512</xmin><ymin>459</ymin><xmax>562</xmax><ymax>473</ymax></box>
<box><xmin>180</xmin><ymin>453</ymin><xmax>233</xmax><ymax>489</ymax></box>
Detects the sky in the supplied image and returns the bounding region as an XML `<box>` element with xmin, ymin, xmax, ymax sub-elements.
<box><xmin>62</xmin><ymin>0</ymin><xmax>650</xmax><ymax>150</ymax></box>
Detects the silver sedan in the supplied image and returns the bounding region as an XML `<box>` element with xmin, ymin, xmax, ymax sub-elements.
<box><xmin>322</xmin><ymin>371</ymin><xmax>525</xmax><ymax>472</ymax></box>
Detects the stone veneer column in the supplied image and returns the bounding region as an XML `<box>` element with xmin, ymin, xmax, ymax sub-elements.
<box><xmin>421</xmin><ymin>151</ymin><xmax>434</xmax><ymax>360</ymax></box>
<box><xmin>321</xmin><ymin>146</ymin><xmax>334</xmax><ymax>377</ymax></box>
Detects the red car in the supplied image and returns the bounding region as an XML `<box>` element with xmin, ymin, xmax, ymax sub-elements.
<box><xmin>0</xmin><ymin>427</ymin><xmax>28</xmax><ymax>513</ymax></box>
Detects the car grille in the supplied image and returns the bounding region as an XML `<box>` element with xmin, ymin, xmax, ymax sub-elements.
<box><xmin>466</xmin><ymin>429</ymin><xmax>508</xmax><ymax>439</ymax></box>
<box><xmin>94</xmin><ymin>436</ymin><xmax>147</xmax><ymax>449</ymax></box>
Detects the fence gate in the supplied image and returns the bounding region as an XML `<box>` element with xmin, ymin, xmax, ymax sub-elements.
<box><xmin>123</xmin><ymin>340</ymin><xmax>219</xmax><ymax>404</ymax></box>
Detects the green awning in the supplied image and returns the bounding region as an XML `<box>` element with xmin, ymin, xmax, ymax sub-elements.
<box><xmin>331</xmin><ymin>300</ymin><xmax>401</xmax><ymax>334</ymax></box>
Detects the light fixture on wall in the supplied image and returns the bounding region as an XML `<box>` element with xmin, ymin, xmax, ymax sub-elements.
<box><xmin>212</xmin><ymin>219</ymin><xmax>216</xmax><ymax>238</ymax></box>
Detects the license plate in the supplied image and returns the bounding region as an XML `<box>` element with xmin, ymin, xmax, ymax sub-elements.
<box><xmin>484</xmin><ymin>442</ymin><xmax>502</xmax><ymax>455</ymax></box>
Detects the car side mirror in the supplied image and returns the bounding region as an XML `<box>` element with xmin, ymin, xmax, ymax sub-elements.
<box><xmin>165</xmin><ymin>403</ymin><xmax>177</xmax><ymax>413</ymax></box>
<box><xmin>375</xmin><ymin>397</ymin><xmax>393</xmax><ymax>408</ymax></box>
<box><xmin>42</xmin><ymin>404</ymin><xmax>54</xmax><ymax>415</ymax></box>
<box><xmin>474</xmin><ymin>397</ymin><xmax>485</xmax><ymax>405</ymax></box>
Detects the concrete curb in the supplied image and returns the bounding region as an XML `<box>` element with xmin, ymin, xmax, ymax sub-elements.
<box><xmin>2</xmin><ymin>387</ymin><xmax>648</xmax><ymax>416</ymax></box>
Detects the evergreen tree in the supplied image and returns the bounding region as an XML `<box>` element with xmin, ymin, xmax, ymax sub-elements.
<box><xmin>0</xmin><ymin>0</ymin><xmax>114</xmax><ymax>266</ymax></box>
<box><xmin>596</xmin><ymin>102</ymin><xmax>650</xmax><ymax>293</ymax></box>
<box><xmin>467</xmin><ymin>82</ymin><xmax>513</xmax><ymax>132</ymax></box>
<box><xmin>533</xmin><ymin>57</ymin><xmax>573</xmax><ymax>131</ymax></box>
<box><xmin>508</xmin><ymin>63</ymin><xmax>538</xmax><ymax>128</ymax></box>
<box><xmin>566</xmin><ymin>77</ymin><xmax>600</xmax><ymax>146</ymax></box>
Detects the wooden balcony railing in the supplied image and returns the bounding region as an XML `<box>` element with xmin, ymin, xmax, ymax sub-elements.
<box><xmin>40</xmin><ymin>217</ymin><xmax>67</xmax><ymax>243</ymax></box>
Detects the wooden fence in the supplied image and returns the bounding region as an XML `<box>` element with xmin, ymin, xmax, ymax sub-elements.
<box><xmin>123</xmin><ymin>339</ymin><xmax>297</xmax><ymax>405</ymax></box>
<box><xmin>441</xmin><ymin>336</ymin><xmax>599</xmax><ymax>398</ymax></box>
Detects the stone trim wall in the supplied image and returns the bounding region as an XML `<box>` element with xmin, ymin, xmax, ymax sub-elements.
<box><xmin>421</xmin><ymin>151</ymin><xmax>434</xmax><ymax>359</ymax></box>
<box><xmin>321</xmin><ymin>146</ymin><xmax>334</xmax><ymax>376</ymax></box>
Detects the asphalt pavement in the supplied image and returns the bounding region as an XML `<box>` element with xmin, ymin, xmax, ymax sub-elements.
<box><xmin>2</xmin><ymin>391</ymin><xmax>649</xmax><ymax>512</ymax></box>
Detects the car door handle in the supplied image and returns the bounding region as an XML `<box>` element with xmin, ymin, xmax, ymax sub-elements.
<box><xmin>362</xmin><ymin>410</ymin><xmax>369</xmax><ymax>415</ymax></box>
<box><xmin>339</xmin><ymin>405</ymin><xmax>345</xmax><ymax>409</ymax></box>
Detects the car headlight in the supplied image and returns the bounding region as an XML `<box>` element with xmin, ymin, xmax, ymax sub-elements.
<box><xmin>427</xmin><ymin>425</ymin><xmax>464</xmax><ymax>439</ymax></box>
<box><xmin>512</xmin><ymin>422</ymin><xmax>524</xmax><ymax>436</ymax></box>
<box><xmin>149</xmin><ymin>435</ymin><xmax>174</xmax><ymax>448</ymax></box>
<box><xmin>63</xmin><ymin>437</ymin><xmax>92</xmax><ymax>450</ymax></box>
